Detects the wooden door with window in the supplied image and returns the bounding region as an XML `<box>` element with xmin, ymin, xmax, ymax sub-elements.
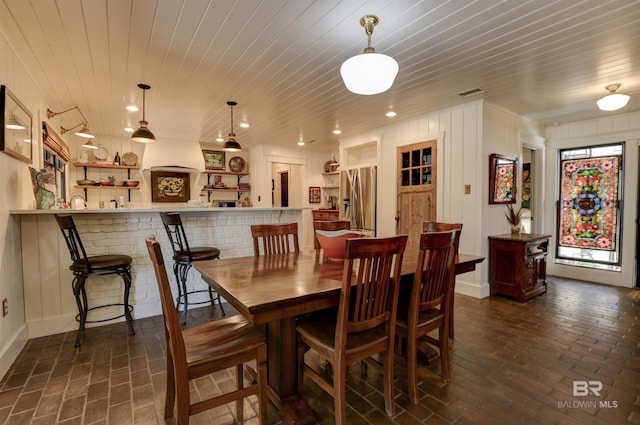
<box><xmin>396</xmin><ymin>141</ymin><xmax>437</xmax><ymax>246</ymax></box>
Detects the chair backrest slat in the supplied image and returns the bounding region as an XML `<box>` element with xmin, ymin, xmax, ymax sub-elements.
<box><xmin>251</xmin><ymin>223</ymin><xmax>300</xmax><ymax>256</ymax></box>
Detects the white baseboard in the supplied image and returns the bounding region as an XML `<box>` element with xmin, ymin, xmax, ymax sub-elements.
<box><xmin>455</xmin><ymin>278</ymin><xmax>490</xmax><ymax>299</ymax></box>
<box><xmin>0</xmin><ymin>324</ymin><xmax>29</xmax><ymax>380</ymax></box>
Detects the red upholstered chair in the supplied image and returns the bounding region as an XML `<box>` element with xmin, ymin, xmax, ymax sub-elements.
<box><xmin>396</xmin><ymin>230</ymin><xmax>457</xmax><ymax>404</ymax></box>
<box><xmin>296</xmin><ymin>235</ymin><xmax>408</xmax><ymax>424</ymax></box>
<box><xmin>312</xmin><ymin>220</ymin><xmax>351</xmax><ymax>249</ymax></box>
<box><xmin>145</xmin><ymin>235</ymin><xmax>268</xmax><ymax>425</ymax></box>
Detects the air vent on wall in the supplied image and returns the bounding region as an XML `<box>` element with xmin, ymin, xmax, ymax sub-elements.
<box><xmin>458</xmin><ymin>88</ymin><xmax>484</xmax><ymax>97</ymax></box>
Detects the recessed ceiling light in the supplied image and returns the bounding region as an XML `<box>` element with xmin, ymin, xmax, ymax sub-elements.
<box><xmin>239</xmin><ymin>122</ymin><xmax>250</xmax><ymax>128</ymax></box>
<box><xmin>297</xmin><ymin>141</ymin><xmax>305</xmax><ymax>146</ymax></box>
<box><xmin>216</xmin><ymin>137</ymin><xmax>225</xmax><ymax>142</ymax></box>
<box><xmin>126</xmin><ymin>105</ymin><xmax>139</xmax><ymax>112</ymax></box>
<box><xmin>124</xmin><ymin>127</ymin><xmax>134</xmax><ymax>132</ymax></box>
<box><xmin>386</xmin><ymin>111</ymin><xmax>397</xmax><ymax>117</ymax></box>
<box><xmin>333</xmin><ymin>129</ymin><xmax>342</xmax><ymax>135</ymax></box>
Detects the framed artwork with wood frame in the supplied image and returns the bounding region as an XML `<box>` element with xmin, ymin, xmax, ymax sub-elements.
<box><xmin>0</xmin><ymin>85</ymin><xmax>33</xmax><ymax>164</ymax></box>
<box><xmin>489</xmin><ymin>153</ymin><xmax>517</xmax><ymax>204</ymax></box>
<box><xmin>151</xmin><ymin>171</ymin><xmax>190</xmax><ymax>202</ymax></box>
<box><xmin>202</xmin><ymin>149</ymin><xmax>225</xmax><ymax>170</ymax></box>
<box><xmin>309</xmin><ymin>186</ymin><xmax>321</xmax><ymax>203</ymax></box>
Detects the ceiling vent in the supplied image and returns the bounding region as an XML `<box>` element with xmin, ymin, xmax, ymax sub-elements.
<box><xmin>458</xmin><ymin>88</ymin><xmax>484</xmax><ymax>97</ymax></box>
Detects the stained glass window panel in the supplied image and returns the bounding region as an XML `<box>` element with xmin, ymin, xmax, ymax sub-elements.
<box><xmin>558</xmin><ymin>156</ymin><xmax>620</xmax><ymax>251</ymax></box>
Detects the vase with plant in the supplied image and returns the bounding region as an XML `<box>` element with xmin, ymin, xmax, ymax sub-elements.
<box><xmin>505</xmin><ymin>204</ymin><xmax>523</xmax><ymax>234</ymax></box>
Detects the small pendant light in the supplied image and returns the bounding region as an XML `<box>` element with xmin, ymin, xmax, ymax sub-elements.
<box><xmin>131</xmin><ymin>83</ymin><xmax>156</xmax><ymax>143</ymax></box>
<box><xmin>223</xmin><ymin>101</ymin><xmax>242</xmax><ymax>152</ymax></box>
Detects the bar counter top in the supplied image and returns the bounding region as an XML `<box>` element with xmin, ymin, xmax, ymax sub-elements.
<box><xmin>10</xmin><ymin>206</ymin><xmax>309</xmax><ymax>215</ymax></box>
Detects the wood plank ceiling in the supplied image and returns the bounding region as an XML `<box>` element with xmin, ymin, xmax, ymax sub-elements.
<box><xmin>0</xmin><ymin>0</ymin><xmax>638</xmax><ymax>152</ymax></box>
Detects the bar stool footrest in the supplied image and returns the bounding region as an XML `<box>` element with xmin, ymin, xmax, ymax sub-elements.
<box><xmin>175</xmin><ymin>289</ymin><xmax>219</xmax><ymax>306</ymax></box>
<box><xmin>75</xmin><ymin>303</ymin><xmax>134</xmax><ymax>324</ymax></box>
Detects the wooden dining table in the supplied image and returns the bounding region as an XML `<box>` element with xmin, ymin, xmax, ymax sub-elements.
<box><xmin>195</xmin><ymin>248</ymin><xmax>484</xmax><ymax>425</ymax></box>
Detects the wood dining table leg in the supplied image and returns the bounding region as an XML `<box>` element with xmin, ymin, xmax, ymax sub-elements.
<box><xmin>266</xmin><ymin>317</ymin><xmax>316</xmax><ymax>425</ymax></box>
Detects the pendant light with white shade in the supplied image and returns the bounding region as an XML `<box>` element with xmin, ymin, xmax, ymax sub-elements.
<box><xmin>597</xmin><ymin>83</ymin><xmax>630</xmax><ymax>111</ymax></box>
<box><xmin>131</xmin><ymin>83</ymin><xmax>156</xmax><ymax>143</ymax></box>
<box><xmin>340</xmin><ymin>15</ymin><xmax>398</xmax><ymax>95</ymax></box>
<box><xmin>222</xmin><ymin>101</ymin><xmax>242</xmax><ymax>152</ymax></box>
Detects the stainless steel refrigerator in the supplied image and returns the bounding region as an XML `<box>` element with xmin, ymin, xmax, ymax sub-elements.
<box><xmin>340</xmin><ymin>166</ymin><xmax>377</xmax><ymax>236</ymax></box>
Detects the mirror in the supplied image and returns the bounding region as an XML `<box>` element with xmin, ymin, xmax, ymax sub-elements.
<box><xmin>489</xmin><ymin>153</ymin><xmax>517</xmax><ymax>204</ymax></box>
<box><xmin>0</xmin><ymin>85</ymin><xmax>33</xmax><ymax>164</ymax></box>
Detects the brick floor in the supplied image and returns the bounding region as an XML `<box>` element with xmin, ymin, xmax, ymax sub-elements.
<box><xmin>0</xmin><ymin>276</ymin><xmax>638</xmax><ymax>424</ymax></box>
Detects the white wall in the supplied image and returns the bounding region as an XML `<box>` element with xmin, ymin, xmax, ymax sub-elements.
<box><xmin>338</xmin><ymin>100</ymin><xmax>548</xmax><ymax>298</ymax></box>
<box><xmin>0</xmin><ymin>24</ymin><xmax>52</xmax><ymax>378</ymax></box>
<box><xmin>341</xmin><ymin>100</ymin><xmax>490</xmax><ymax>298</ymax></box>
<box><xmin>545</xmin><ymin>111</ymin><xmax>640</xmax><ymax>287</ymax></box>
<box><xmin>250</xmin><ymin>144</ymin><xmax>334</xmax><ymax>249</ymax></box>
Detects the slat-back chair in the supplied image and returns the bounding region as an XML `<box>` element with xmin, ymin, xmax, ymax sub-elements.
<box><xmin>396</xmin><ymin>230</ymin><xmax>457</xmax><ymax>404</ymax></box>
<box><xmin>423</xmin><ymin>221</ymin><xmax>462</xmax><ymax>338</ymax></box>
<box><xmin>250</xmin><ymin>223</ymin><xmax>300</xmax><ymax>256</ymax></box>
<box><xmin>296</xmin><ymin>235</ymin><xmax>408</xmax><ymax>425</ymax></box>
<box><xmin>145</xmin><ymin>235</ymin><xmax>268</xmax><ymax>425</ymax></box>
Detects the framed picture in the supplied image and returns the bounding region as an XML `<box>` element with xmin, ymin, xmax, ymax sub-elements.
<box><xmin>202</xmin><ymin>149</ymin><xmax>225</xmax><ymax>170</ymax></box>
<box><xmin>309</xmin><ymin>186</ymin><xmax>321</xmax><ymax>203</ymax></box>
<box><xmin>489</xmin><ymin>153</ymin><xmax>517</xmax><ymax>204</ymax></box>
<box><xmin>151</xmin><ymin>171</ymin><xmax>190</xmax><ymax>202</ymax></box>
<box><xmin>0</xmin><ymin>85</ymin><xmax>33</xmax><ymax>164</ymax></box>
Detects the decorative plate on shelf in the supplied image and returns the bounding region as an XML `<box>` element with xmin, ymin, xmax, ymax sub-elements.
<box><xmin>93</xmin><ymin>145</ymin><xmax>108</xmax><ymax>160</ymax></box>
<box><xmin>229</xmin><ymin>156</ymin><xmax>246</xmax><ymax>172</ymax></box>
<box><xmin>122</xmin><ymin>152</ymin><xmax>138</xmax><ymax>166</ymax></box>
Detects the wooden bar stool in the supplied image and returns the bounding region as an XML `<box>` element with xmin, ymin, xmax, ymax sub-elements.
<box><xmin>160</xmin><ymin>212</ymin><xmax>224</xmax><ymax>325</ymax></box>
<box><xmin>54</xmin><ymin>214</ymin><xmax>135</xmax><ymax>347</ymax></box>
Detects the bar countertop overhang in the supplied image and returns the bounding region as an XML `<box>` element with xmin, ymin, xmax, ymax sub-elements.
<box><xmin>10</xmin><ymin>206</ymin><xmax>310</xmax><ymax>215</ymax></box>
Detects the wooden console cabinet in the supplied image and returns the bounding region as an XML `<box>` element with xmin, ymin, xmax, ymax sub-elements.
<box><xmin>312</xmin><ymin>209</ymin><xmax>339</xmax><ymax>221</ymax></box>
<box><xmin>489</xmin><ymin>233</ymin><xmax>551</xmax><ymax>302</ymax></box>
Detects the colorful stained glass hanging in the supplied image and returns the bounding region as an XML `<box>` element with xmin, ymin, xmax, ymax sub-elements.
<box><xmin>559</xmin><ymin>156</ymin><xmax>619</xmax><ymax>251</ymax></box>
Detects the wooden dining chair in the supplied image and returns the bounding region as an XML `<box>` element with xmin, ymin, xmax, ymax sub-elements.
<box><xmin>145</xmin><ymin>235</ymin><xmax>268</xmax><ymax>425</ymax></box>
<box><xmin>296</xmin><ymin>235</ymin><xmax>408</xmax><ymax>424</ymax></box>
<box><xmin>423</xmin><ymin>221</ymin><xmax>462</xmax><ymax>339</ymax></box>
<box><xmin>312</xmin><ymin>220</ymin><xmax>351</xmax><ymax>249</ymax></box>
<box><xmin>396</xmin><ymin>230</ymin><xmax>457</xmax><ymax>404</ymax></box>
<box><xmin>250</xmin><ymin>222</ymin><xmax>300</xmax><ymax>255</ymax></box>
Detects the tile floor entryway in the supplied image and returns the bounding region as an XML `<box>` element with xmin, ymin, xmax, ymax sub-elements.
<box><xmin>0</xmin><ymin>276</ymin><xmax>638</xmax><ymax>425</ymax></box>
